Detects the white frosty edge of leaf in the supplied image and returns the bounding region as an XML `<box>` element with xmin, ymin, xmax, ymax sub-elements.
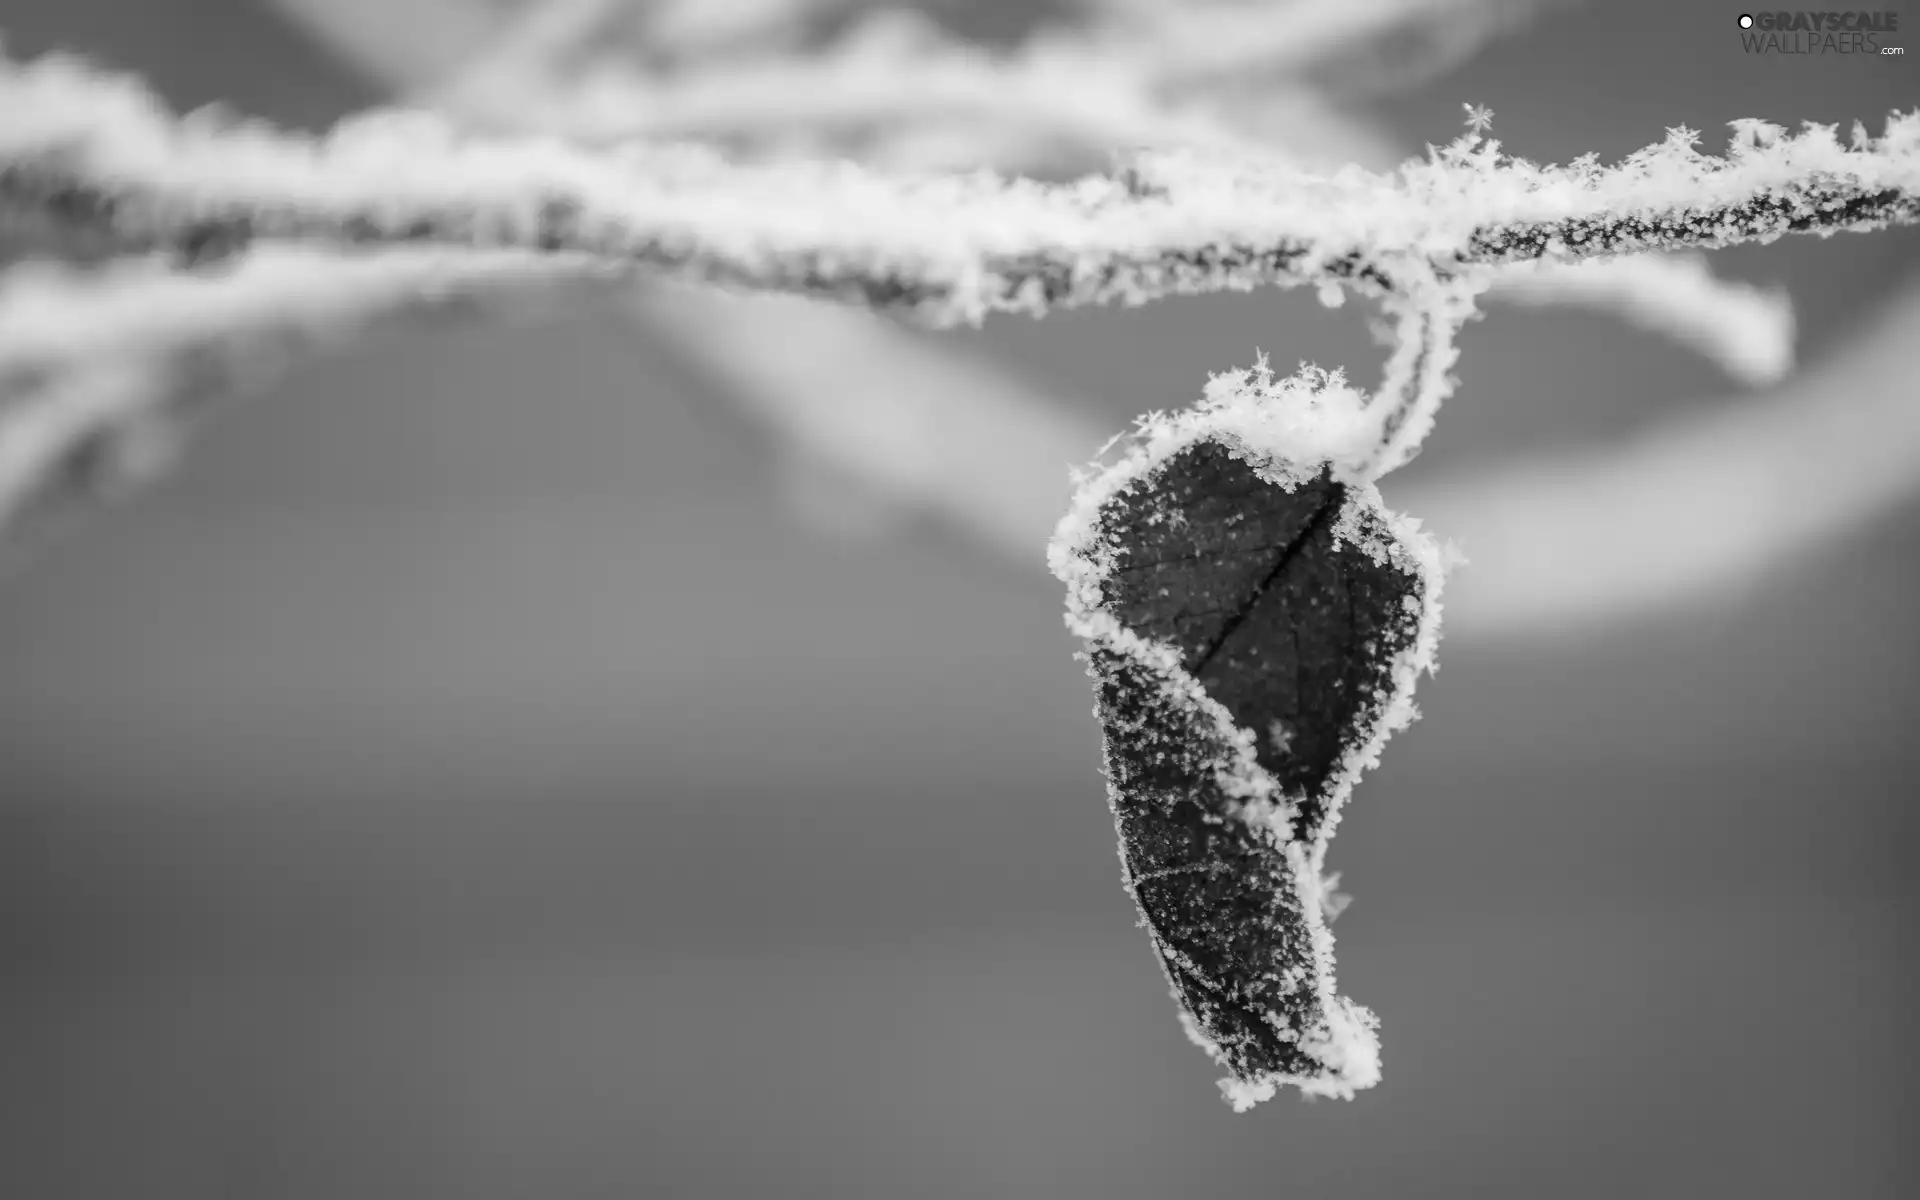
<box><xmin>1073</xmin><ymin>608</ymin><xmax>1293</xmax><ymax>835</ymax></box>
<box><xmin>1049</xmin><ymin>364</ymin><xmax>1452</xmax><ymax>1106</ymax></box>
<box><xmin>1310</xmin><ymin>492</ymin><xmax>1450</xmax><ymax>862</ymax></box>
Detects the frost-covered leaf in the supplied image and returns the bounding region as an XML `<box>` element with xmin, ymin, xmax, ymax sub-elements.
<box><xmin>1051</xmin><ymin>370</ymin><xmax>1446</xmax><ymax>1108</ymax></box>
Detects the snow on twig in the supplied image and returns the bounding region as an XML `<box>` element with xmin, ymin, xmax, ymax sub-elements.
<box><xmin>4</xmin><ymin>49</ymin><xmax>1916</xmax><ymax>329</ymax></box>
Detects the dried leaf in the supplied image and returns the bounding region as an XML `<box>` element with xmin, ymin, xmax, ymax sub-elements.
<box><xmin>1056</xmin><ymin>434</ymin><xmax>1445</xmax><ymax>1109</ymax></box>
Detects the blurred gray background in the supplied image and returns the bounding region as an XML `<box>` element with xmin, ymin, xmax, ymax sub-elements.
<box><xmin>1</xmin><ymin>1</ymin><xmax>1916</xmax><ymax>1196</ymax></box>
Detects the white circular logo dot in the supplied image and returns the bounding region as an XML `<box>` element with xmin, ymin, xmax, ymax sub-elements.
<box><xmin>1738</xmin><ymin>14</ymin><xmax>1754</xmax><ymax>28</ymax></box>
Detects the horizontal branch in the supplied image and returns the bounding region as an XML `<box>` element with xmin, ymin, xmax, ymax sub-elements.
<box><xmin>3</xmin><ymin>51</ymin><xmax>1916</xmax><ymax>325</ymax></box>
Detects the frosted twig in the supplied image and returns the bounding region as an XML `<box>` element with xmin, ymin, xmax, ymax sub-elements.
<box><xmin>1366</xmin><ymin>287</ymin><xmax>1479</xmax><ymax>473</ymax></box>
<box><xmin>4</xmin><ymin>51</ymin><xmax>1915</xmax><ymax>326</ymax></box>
